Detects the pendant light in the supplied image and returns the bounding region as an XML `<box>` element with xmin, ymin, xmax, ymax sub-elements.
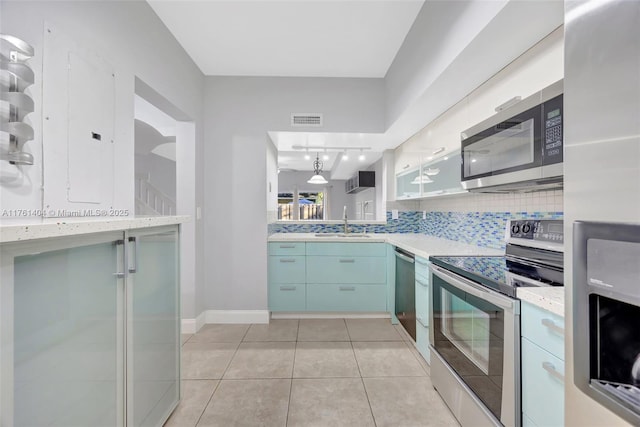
<box><xmin>307</xmin><ymin>153</ymin><xmax>328</xmax><ymax>184</ymax></box>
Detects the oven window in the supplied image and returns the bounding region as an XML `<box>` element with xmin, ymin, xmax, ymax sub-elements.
<box><xmin>441</xmin><ymin>290</ymin><xmax>491</xmax><ymax>374</ymax></box>
<box><xmin>432</xmin><ymin>274</ymin><xmax>506</xmax><ymax>419</ymax></box>
<box><xmin>463</xmin><ymin>118</ymin><xmax>535</xmax><ymax>177</ymax></box>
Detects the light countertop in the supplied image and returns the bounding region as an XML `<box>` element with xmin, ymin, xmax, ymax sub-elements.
<box><xmin>268</xmin><ymin>233</ymin><xmax>503</xmax><ymax>258</ymax></box>
<box><xmin>0</xmin><ymin>216</ymin><xmax>190</xmax><ymax>243</ymax></box>
<box><xmin>517</xmin><ymin>286</ymin><xmax>565</xmax><ymax>317</ymax></box>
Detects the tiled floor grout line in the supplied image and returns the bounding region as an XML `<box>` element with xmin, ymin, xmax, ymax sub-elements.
<box><xmin>360</xmin><ymin>376</ymin><xmax>378</xmax><ymax>427</ymax></box>
<box><xmin>193</xmin><ymin>379</ymin><xmax>221</xmax><ymax>427</ymax></box>
<box><xmin>285</xmin><ymin>335</ymin><xmax>297</xmax><ymax>427</ymax></box>
<box><xmin>349</xmin><ymin>333</ymin><xmax>378</xmax><ymax>427</ymax></box>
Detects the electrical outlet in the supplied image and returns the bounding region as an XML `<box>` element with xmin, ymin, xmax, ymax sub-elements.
<box><xmin>196</xmin><ymin>207</ymin><xmax>202</xmax><ymax>220</ymax></box>
<box><xmin>422</xmin><ymin>211</ymin><xmax>426</xmax><ymax>220</ymax></box>
<box><xmin>392</xmin><ymin>209</ymin><xmax>399</xmax><ymax>220</ymax></box>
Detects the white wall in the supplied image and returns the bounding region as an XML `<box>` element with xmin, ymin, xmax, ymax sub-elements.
<box><xmin>204</xmin><ymin>77</ymin><xmax>385</xmax><ymax>312</ymax></box>
<box><xmin>0</xmin><ymin>1</ymin><xmax>205</xmax><ymax>320</ymax></box>
<box><xmin>384</xmin><ymin>0</ymin><xmax>564</xmax><ymax>146</ymax></box>
<box><xmin>266</xmin><ymin>139</ymin><xmax>279</xmax><ymax>224</ymax></box>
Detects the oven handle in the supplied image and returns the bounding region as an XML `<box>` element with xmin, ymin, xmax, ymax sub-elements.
<box><xmin>430</xmin><ymin>264</ymin><xmax>517</xmax><ymax>311</ymax></box>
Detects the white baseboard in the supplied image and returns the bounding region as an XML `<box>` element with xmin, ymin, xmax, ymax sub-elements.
<box><xmin>181</xmin><ymin>311</ymin><xmax>207</xmax><ymax>334</ymax></box>
<box><xmin>181</xmin><ymin>318</ymin><xmax>196</xmax><ymax>334</ymax></box>
<box><xmin>271</xmin><ymin>312</ymin><xmax>391</xmax><ymax>319</ymax></box>
<box><xmin>205</xmin><ymin>310</ymin><xmax>270</xmax><ymax>324</ymax></box>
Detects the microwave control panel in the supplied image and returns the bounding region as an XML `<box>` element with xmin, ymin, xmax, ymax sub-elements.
<box><xmin>543</xmin><ymin>94</ymin><xmax>563</xmax><ymax>164</ymax></box>
<box><xmin>511</xmin><ymin>219</ymin><xmax>564</xmax><ymax>243</ymax></box>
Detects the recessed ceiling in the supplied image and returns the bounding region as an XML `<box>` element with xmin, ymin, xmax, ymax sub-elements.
<box><xmin>271</xmin><ymin>131</ymin><xmax>392</xmax><ymax>180</ymax></box>
<box><xmin>147</xmin><ymin>0</ymin><xmax>424</xmax><ymax>77</ymax></box>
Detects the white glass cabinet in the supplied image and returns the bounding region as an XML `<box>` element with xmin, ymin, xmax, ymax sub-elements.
<box><xmin>0</xmin><ymin>225</ymin><xmax>180</xmax><ymax>427</ymax></box>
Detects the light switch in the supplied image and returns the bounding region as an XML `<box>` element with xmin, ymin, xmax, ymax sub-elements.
<box><xmin>422</xmin><ymin>211</ymin><xmax>426</xmax><ymax>220</ymax></box>
<box><xmin>392</xmin><ymin>209</ymin><xmax>399</xmax><ymax>220</ymax></box>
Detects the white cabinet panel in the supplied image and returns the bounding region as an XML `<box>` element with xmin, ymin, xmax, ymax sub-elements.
<box><xmin>67</xmin><ymin>51</ymin><xmax>115</xmax><ymax>204</ymax></box>
<box><xmin>43</xmin><ymin>24</ymin><xmax>115</xmax><ymax>215</ymax></box>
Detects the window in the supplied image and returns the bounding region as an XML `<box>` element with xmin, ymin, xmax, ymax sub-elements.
<box><xmin>278</xmin><ymin>192</ymin><xmax>324</xmax><ymax>220</ymax></box>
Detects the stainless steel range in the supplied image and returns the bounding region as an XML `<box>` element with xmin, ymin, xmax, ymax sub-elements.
<box><xmin>428</xmin><ymin>219</ymin><xmax>564</xmax><ymax>427</ymax></box>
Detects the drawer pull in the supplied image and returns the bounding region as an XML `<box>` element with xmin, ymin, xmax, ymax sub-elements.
<box><xmin>279</xmin><ymin>259</ymin><xmax>296</xmax><ymax>263</ymax></box>
<box><xmin>541</xmin><ymin>318</ymin><xmax>564</xmax><ymax>335</ymax></box>
<box><xmin>279</xmin><ymin>286</ymin><xmax>297</xmax><ymax>291</ymax></box>
<box><xmin>416</xmin><ymin>278</ymin><xmax>428</xmax><ymax>288</ymax></box>
<box><xmin>542</xmin><ymin>361</ymin><xmax>565</xmax><ymax>382</ymax></box>
<box><xmin>339</xmin><ymin>286</ymin><xmax>356</xmax><ymax>291</ymax></box>
<box><xmin>417</xmin><ymin>317</ymin><xmax>428</xmax><ymax>328</ymax></box>
<box><xmin>339</xmin><ymin>259</ymin><xmax>355</xmax><ymax>263</ymax></box>
<box><xmin>279</xmin><ymin>244</ymin><xmax>296</xmax><ymax>249</ymax></box>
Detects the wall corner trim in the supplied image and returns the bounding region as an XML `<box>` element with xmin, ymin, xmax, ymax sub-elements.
<box><xmin>181</xmin><ymin>310</ymin><xmax>208</xmax><ymax>334</ymax></box>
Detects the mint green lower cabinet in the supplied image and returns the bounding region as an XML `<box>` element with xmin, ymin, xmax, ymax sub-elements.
<box><xmin>268</xmin><ymin>241</ymin><xmax>388</xmax><ymax>313</ymax></box>
<box><xmin>306</xmin><ymin>257</ymin><xmax>386</xmax><ymax>284</ymax></box>
<box><xmin>306</xmin><ymin>284</ymin><xmax>387</xmax><ymax>312</ymax></box>
<box><xmin>268</xmin><ymin>283</ymin><xmax>306</xmax><ymax>311</ymax></box>
<box><xmin>268</xmin><ymin>256</ymin><xmax>306</xmax><ymax>283</ymax></box>
<box><xmin>521</xmin><ymin>300</ymin><xmax>565</xmax><ymax>427</ymax></box>
<box><xmin>521</xmin><ymin>337</ymin><xmax>564</xmax><ymax>427</ymax></box>
<box><xmin>306</xmin><ymin>242</ymin><xmax>385</xmax><ymax>257</ymax></box>
<box><xmin>415</xmin><ymin>318</ymin><xmax>430</xmax><ymax>364</ymax></box>
<box><xmin>415</xmin><ymin>259</ymin><xmax>430</xmax><ymax>364</ymax></box>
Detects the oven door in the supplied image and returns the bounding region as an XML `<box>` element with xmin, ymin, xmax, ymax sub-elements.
<box><xmin>430</xmin><ymin>263</ymin><xmax>520</xmax><ymax>427</ymax></box>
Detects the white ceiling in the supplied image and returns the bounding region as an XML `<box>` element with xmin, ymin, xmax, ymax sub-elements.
<box><xmin>147</xmin><ymin>0</ymin><xmax>424</xmax><ymax>77</ymax></box>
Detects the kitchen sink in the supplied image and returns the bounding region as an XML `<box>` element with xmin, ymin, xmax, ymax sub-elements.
<box><xmin>314</xmin><ymin>233</ymin><xmax>371</xmax><ymax>238</ymax></box>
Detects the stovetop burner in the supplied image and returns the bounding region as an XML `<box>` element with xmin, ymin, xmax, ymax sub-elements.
<box><xmin>430</xmin><ymin>219</ymin><xmax>565</xmax><ymax>298</ymax></box>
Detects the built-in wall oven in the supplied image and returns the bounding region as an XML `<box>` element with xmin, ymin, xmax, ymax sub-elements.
<box><xmin>429</xmin><ymin>219</ymin><xmax>564</xmax><ymax>427</ymax></box>
<box><xmin>461</xmin><ymin>80</ymin><xmax>563</xmax><ymax>193</ymax></box>
<box><xmin>574</xmin><ymin>221</ymin><xmax>640</xmax><ymax>425</ymax></box>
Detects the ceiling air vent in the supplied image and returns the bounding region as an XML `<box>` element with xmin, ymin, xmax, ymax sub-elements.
<box><xmin>291</xmin><ymin>113</ymin><xmax>323</xmax><ymax>127</ymax></box>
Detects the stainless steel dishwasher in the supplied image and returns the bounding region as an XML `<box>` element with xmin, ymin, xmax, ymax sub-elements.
<box><xmin>395</xmin><ymin>247</ymin><xmax>416</xmax><ymax>340</ymax></box>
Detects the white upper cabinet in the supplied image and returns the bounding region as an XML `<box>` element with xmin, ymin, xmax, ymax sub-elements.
<box><xmin>392</xmin><ymin>27</ymin><xmax>564</xmax><ymax>201</ymax></box>
<box><xmin>466</xmin><ymin>27</ymin><xmax>564</xmax><ymax>129</ymax></box>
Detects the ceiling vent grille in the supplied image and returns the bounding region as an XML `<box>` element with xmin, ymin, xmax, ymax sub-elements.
<box><xmin>291</xmin><ymin>113</ymin><xmax>323</xmax><ymax>127</ymax></box>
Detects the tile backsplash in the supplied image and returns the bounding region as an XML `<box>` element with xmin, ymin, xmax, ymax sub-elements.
<box><xmin>270</xmin><ymin>190</ymin><xmax>564</xmax><ymax>250</ymax></box>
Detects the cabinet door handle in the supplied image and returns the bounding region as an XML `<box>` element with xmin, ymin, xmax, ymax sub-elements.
<box><xmin>279</xmin><ymin>286</ymin><xmax>297</xmax><ymax>291</ymax></box>
<box><xmin>541</xmin><ymin>318</ymin><xmax>564</xmax><ymax>335</ymax></box>
<box><xmin>403</xmin><ymin>164</ymin><xmax>410</xmax><ymax>170</ymax></box>
<box><xmin>542</xmin><ymin>361</ymin><xmax>565</xmax><ymax>382</ymax></box>
<box><xmin>339</xmin><ymin>259</ymin><xmax>355</xmax><ymax>263</ymax></box>
<box><xmin>128</xmin><ymin>236</ymin><xmax>138</xmax><ymax>274</ymax></box>
<box><xmin>416</xmin><ymin>278</ymin><xmax>428</xmax><ymax>288</ymax></box>
<box><xmin>280</xmin><ymin>259</ymin><xmax>296</xmax><ymax>263</ymax></box>
<box><xmin>279</xmin><ymin>244</ymin><xmax>296</xmax><ymax>249</ymax></box>
<box><xmin>114</xmin><ymin>239</ymin><xmax>125</xmax><ymax>278</ymax></box>
<box><xmin>339</xmin><ymin>286</ymin><xmax>356</xmax><ymax>291</ymax></box>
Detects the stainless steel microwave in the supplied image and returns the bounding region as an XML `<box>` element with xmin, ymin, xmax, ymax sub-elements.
<box><xmin>461</xmin><ymin>80</ymin><xmax>563</xmax><ymax>192</ymax></box>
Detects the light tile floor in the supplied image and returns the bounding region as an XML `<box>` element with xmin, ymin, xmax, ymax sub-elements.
<box><xmin>165</xmin><ymin>319</ymin><xmax>459</xmax><ymax>427</ymax></box>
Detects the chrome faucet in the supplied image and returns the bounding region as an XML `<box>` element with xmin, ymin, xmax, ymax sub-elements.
<box><xmin>343</xmin><ymin>205</ymin><xmax>349</xmax><ymax>234</ymax></box>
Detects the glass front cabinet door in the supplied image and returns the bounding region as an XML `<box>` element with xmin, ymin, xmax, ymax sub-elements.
<box><xmin>0</xmin><ymin>225</ymin><xmax>180</xmax><ymax>427</ymax></box>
